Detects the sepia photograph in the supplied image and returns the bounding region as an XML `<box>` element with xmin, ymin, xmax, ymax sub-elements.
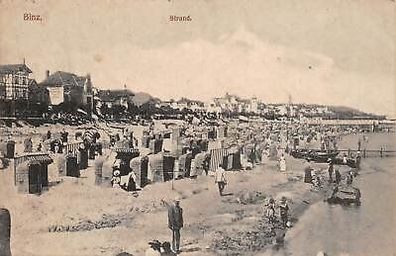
<box><xmin>0</xmin><ymin>0</ymin><xmax>395</xmax><ymax>255</ymax></box>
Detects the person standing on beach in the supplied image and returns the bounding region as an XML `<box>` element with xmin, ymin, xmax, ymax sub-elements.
<box><xmin>189</xmin><ymin>158</ymin><xmax>197</xmax><ymax>179</ymax></box>
<box><xmin>355</xmin><ymin>152</ymin><xmax>362</xmax><ymax>169</ymax></box>
<box><xmin>327</xmin><ymin>158</ymin><xmax>334</xmax><ymax>182</ymax></box>
<box><xmin>111</xmin><ymin>170</ymin><xmax>121</xmax><ymax>188</ymax></box>
<box><xmin>61</xmin><ymin>129</ymin><xmax>69</xmax><ymax>144</ymax></box>
<box><xmin>249</xmin><ymin>148</ymin><xmax>256</xmax><ymax>165</ymax></box>
<box><xmin>94</xmin><ymin>153</ymin><xmax>105</xmax><ymax>185</ymax></box>
<box><xmin>304</xmin><ymin>159</ymin><xmax>313</xmax><ymax>183</ymax></box>
<box><xmin>346</xmin><ymin>171</ymin><xmax>353</xmax><ymax>185</ymax></box>
<box><xmin>36</xmin><ymin>143</ymin><xmax>42</xmax><ymax>152</ymax></box>
<box><xmin>56</xmin><ymin>148</ymin><xmax>67</xmax><ymax>176</ymax></box>
<box><xmin>320</xmin><ymin>139</ymin><xmax>325</xmax><ymax>151</ymax></box>
<box><xmin>214</xmin><ymin>164</ymin><xmax>227</xmax><ymax>196</ymax></box>
<box><xmin>332</xmin><ymin>139</ymin><xmax>338</xmax><ymax>151</ymax></box>
<box><xmin>335</xmin><ymin>169</ymin><xmax>341</xmax><ymax>184</ymax></box>
<box><xmin>265</xmin><ymin>197</ymin><xmax>276</xmax><ymax>224</ymax></box>
<box><xmin>279</xmin><ymin>154</ymin><xmax>286</xmax><ymax>172</ymax></box>
<box><xmin>162</xmin><ymin>197</ymin><xmax>184</xmax><ymax>253</ymax></box>
<box><xmin>342</xmin><ymin>153</ymin><xmax>348</xmax><ymax>164</ymax></box>
<box><xmin>279</xmin><ymin>197</ymin><xmax>289</xmax><ymax>228</ymax></box>
<box><xmin>24</xmin><ymin>137</ymin><xmax>33</xmax><ymax>152</ymax></box>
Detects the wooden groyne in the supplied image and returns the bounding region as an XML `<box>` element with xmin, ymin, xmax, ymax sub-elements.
<box><xmin>338</xmin><ymin>149</ymin><xmax>396</xmax><ymax>158</ymax></box>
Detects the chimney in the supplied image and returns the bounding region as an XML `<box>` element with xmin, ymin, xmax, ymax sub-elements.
<box><xmin>23</xmin><ymin>58</ymin><xmax>26</xmax><ymax>65</ymax></box>
<box><xmin>85</xmin><ymin>73</ymin><xmax>92</xmax><ymax>93</ymax></box>
<box><xmin>46</xmin><ymin>70</ymin><xmax>50</xmax><ymax>79</ymax></box>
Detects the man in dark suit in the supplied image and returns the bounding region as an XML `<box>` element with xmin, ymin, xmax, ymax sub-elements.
<box><xmin>163</xmin><ymin>197</ymin><xmax>183</xmax><ymax>253</ymax></box>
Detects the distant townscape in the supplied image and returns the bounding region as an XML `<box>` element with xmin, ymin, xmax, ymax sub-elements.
<box><xmin>0</xmin><ymin>61</ymin><xmax>388</xmax><ymax>126</ymax></box>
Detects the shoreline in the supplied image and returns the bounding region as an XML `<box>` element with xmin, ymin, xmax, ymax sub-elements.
<box><xmin>279</xmin><ymin>157</ymin><xmax>396</xmax><ymax>256</ymax></box>
<box><xmin>209</xmin><ymin>157</ymin><xmax>331</xmax><ymax>256</ymax></box>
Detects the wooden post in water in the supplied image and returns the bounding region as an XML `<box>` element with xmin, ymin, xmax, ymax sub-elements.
<box><xmin>0</xmin><ymin>208</ymin><xmax>11</xmax><ymax>256</ymax></box>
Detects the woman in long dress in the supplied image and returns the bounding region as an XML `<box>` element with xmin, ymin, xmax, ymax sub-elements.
<box><xmin>279</xmin><ymin>154</ymin><xmax>287</xmax><ymax>172</ymax></box>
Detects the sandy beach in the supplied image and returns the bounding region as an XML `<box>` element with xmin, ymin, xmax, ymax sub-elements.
<box><xmin>0</xmin><ymin>142</ymin><xmax>331</xmax><ymax>255</ymax></box>
<box><xmin>0</xmin><ymin>122</ymin><xmax>394</xmax><ymax>256</ymax></box>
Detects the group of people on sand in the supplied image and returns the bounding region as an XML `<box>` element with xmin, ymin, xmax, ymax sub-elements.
<box><xmin>327</xmin><ymin>159</ymin><xmax>341</xmax><ymax>184</ymax></box>
<box><xmin>327</xmin><ymin>158</ymin><xmax>355</xmax><ymax>186</ymax></box>
<box><xmin>304</xmin><ymin>157</ymin><xmax>355</xmax><ymax>191</ymax></box>
<box><xmin>265</xmin><ymin>196</ymin><xmax>290</xmax><ymax>228</ymax></box>
<box><xmin>110</xmin><ymin>166</ymin><xmax>139</xmax><ymax>192</ymax></box>
<box><xmin>147</xmin><ymin>168</ymin><xmax>291</xmax><ymax>255</ymax></box>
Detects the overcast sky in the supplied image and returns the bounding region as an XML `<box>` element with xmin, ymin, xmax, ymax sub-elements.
<box><xmin>0</xmin><ymin>0</ymin><xmax>395</xmax><ymax>117</ymax></box>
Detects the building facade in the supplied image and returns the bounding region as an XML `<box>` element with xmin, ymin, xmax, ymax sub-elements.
<box><xmin>39</xmin><ymin>71</ymin><xmax>93</xmax><ymax>109</ymax></box>
<box><xmin>0</xmin><ymin>63</ymin><xmax>32</xmax><ymax>100</ymax></box>
<box><xmin>211</xmin><ymin>93</ymin><xmax>261</xmax><ymax>114</ymax></box>
<box><xmin>28</xmin><ymin>79</ymin><xmax>50</xmax><ymax>104</ymax></box>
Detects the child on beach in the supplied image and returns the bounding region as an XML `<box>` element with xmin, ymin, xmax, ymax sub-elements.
<box><xmin>327</xmin><ymin>158</ymin><xmax>334</xmax><ymax>182</ymax></box>
<box><xmin>335</xmin><ymin>169</ymin><xmax>341</xmax><ymax>184</ymax></box>
<box><xmin>214</xmin><ymin>164</ymin><xmax>227</xmax><ymax>196</ymax></box>
<box><xmin>265</xmin><ymin>197</ymin><xmax>276</xmax><ymax>224</ymax></box>
<box><xmin>279</xmin><ymin>197</ymin><xmax>289</xmax><ymax>228</ymax></box>
<box><xmin>111</xmin><ymin>170</ymin><xmax>121</xmax><ymax>188</ymax></box>
<box><xmin>279</xmin><ymin>154</ymin><xmax>286</xmax><ymax>172</ymax></box>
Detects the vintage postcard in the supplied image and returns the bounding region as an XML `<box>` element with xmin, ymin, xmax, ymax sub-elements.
<box><xmin>0</xmin><ymin>0</ymin><xmax>395</xmax><ymax>255</ymax></box>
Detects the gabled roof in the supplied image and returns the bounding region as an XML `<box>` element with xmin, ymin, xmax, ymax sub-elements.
<box><xmin>39</xmin><ymin>71</ymin><xmax>87</xmax><ymax>87</ymax></box>
<box><xmin>28</xmin><ymin>79</ymin><xmax>38</xmax><ymax>86</ymax></box>
<box><xmin>0</xmin><ymin>64</ymin><xmax>32</xmax><ymax>74</ymax></box>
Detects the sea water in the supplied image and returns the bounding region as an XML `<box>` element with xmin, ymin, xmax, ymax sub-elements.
<box><xmin>272</xmin><ymin>133</ymin><xmax>396</xmax><ymax>256</ymax></box>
